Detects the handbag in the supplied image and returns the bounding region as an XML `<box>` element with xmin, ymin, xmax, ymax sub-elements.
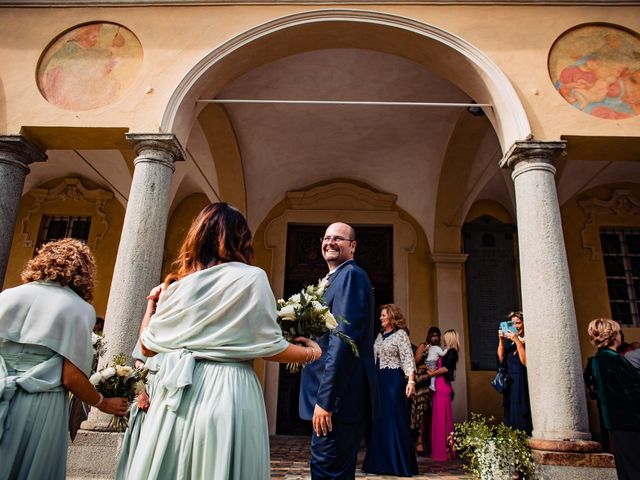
<box><xmin>490</xmin><ymin>365</ymin><xmax>511</xmax><ymax>393</ymax></box>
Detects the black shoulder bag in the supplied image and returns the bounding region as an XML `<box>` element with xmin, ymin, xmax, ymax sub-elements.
<box><xmin>490</xmin><ymin>364</ymin><xmax>511</xmax><ymax>393</ymax></box>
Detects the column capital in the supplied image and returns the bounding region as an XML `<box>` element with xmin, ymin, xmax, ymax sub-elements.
<box><xmin>0</xmin><ymin>135</ymin><xmax>47</xmax><ymax>172</ymax></box>
<box><xmin>431</xmin><ymin>252</ymin><xmax>469</xmax><ymax>266</ymax></box>
<box><xmin>125</xmin><ymin>133</ymin><xmax>186</xmax><ymax>172</ymax></box>
<box><xmin>499</xmin><ymin>140</ymin><xmax>566</xmax><ymax>170</ymax></box>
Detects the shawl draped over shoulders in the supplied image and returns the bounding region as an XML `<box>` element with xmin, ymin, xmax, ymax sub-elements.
<box><xmin>0</xmin><ymin>281</ymin><xmax>95</xmax><ymax>375</ymax></box>
<box><xmin>141</xmin><ymin>262</ymin><xmax>289</xmax><ymax>361</ymax></box>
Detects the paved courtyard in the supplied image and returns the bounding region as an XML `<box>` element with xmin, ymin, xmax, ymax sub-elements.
<box><xmin>270</xmin><ymin>435</ymin><xmax>471</xmax><ymax>480</ymax></box>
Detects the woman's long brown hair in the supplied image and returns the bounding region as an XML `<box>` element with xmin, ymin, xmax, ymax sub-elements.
<box><xmin>164</xmin><ymin>202</ymin><xmax>254</xmax><ymax>284</ymax></box>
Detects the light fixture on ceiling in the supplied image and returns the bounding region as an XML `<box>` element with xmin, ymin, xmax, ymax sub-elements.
<box><xmin>466</xmin><ymin>100</ymin><xmax>486</xmax><ymax>117</ymax></box>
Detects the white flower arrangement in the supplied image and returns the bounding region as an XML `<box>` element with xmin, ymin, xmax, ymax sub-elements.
<box><xmin>92</xmin><ymin>354</ymin><xmax>148</xmax><ymax>432</ymax></box>
<box><xmin>452</xmin><ymin>413</ymin><xmax>535</xmax><ymax>480</ymax></box>
<box><xmin>276</xmin><ymin>279</ymin><xmax>358</xmax><ymax>372</ymax></box>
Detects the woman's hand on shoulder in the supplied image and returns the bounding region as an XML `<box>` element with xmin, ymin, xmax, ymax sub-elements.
<box><xmin>98</xmin><ymin>396</ymin><xmax>129</xmax><ymax>416</ymax></box>
<box><xmin>147</xmin><ymin>283</ymin><xmax>167</xmax><ymax>303</ymax></box>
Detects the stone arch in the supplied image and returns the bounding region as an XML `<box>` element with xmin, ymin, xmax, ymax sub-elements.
<box><xmin>161</xmin><ymin>9</ymin><xmax>530</xmax><ymax>152</ymax></box>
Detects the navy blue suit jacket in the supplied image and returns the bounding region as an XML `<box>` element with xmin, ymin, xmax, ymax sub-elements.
<box><xmin>299</xmin><ymin>260</ymin><xmax>379</xmax><ymax>423</ymax></box>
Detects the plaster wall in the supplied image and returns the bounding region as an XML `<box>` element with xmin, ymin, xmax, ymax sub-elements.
<box><xmin>2</xmin><ymin>176</ymin><xmax>125</xmax><ymax>316</ymax></box>
<box><xmin>562</xmin><ymin>182</ymin><xmax>640</xmax><ymax>435</ymax></box>
<box><xmin>0</xmin><ymin>5</ymin><xmax>638</xmax><ymax>141</ymax></box>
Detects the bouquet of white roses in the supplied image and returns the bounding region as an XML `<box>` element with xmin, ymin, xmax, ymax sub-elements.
<box><xmin>277</xmin><ymin>278</ymin><xmax>359</xmax><ymax>372</ymax></box>
<box><xmin>89</xmin><ymin>354</ymin><xmax>148</xmax><ymax>432</ymax></box>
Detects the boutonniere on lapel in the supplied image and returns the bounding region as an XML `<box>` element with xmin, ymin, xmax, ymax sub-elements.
<box><xmin>276</xmin><ymin>277</ymin><xmax>359</xmax><ymax>372</ymax></box>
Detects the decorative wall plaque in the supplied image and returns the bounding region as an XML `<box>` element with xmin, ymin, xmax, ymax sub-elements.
<box><xmin>549</xmin><ymin>24</ymin><xmax>640</xmax><ymax>120</ymax></box>
<box><xmin>37</xmin><ymin>22</ymin><xmax>143</xmax><ymax>110</ymax></box>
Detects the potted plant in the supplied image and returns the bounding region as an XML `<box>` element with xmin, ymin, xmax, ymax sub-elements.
<box><xmin>452</xmin><ymin>413</ymin><xmax>535</xmax><ymax>480</ymax></box>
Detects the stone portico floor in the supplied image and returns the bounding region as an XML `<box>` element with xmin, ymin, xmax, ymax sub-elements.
<box><xmin>68</xmin><ymin>434</ymin><xmax>471</xmax><ymax>480</ymax></box>
<box><xmin>269</xmin><ymin>435</ymin><xmax>470</xmax><ymax>480</ymax></box>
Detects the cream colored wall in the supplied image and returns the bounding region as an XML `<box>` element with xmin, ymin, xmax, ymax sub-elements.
<box><xmin>0</xmin><ymin>5</ymin><xmax>638</xmax><ymax>142</ymax></box>
<box><xmin>2</xmin><ymin>176</ymin><xmax>125</xmax><ymax>317</ymax></box>
<box><xmin>562</xmin><ymin>182</ymin><xmax>640</xmax><ymax>435</ymax></box>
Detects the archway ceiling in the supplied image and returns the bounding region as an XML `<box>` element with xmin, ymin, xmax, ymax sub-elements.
<box><xmin>23</xmin><ymin>150</ymin><xmax>132</xmax><ymax>206</ymax></box>
<box><xmin>213</xmin><ymin>47</ymin><xmax>501</xmax><ymax>235</ymax></box>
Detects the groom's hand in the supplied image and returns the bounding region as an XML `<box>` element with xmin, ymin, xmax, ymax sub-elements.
<box><xmin>313</xmin><ymin>404</ymin><xmax>332</xmax><ymax>437</ymax></box>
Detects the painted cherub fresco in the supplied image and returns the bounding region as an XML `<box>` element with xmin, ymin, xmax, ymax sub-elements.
<box><xmin>37</xmin><ymin>23</ymin><xmax>142</xmax><ymax>111</ymax></box>
<box><xmin>558</xmin><ymin>55</ymin><xmax>625</xmax><ymax>109</ymax></box>
<box><xmin>551</xmin><ymin>27</ymin><xmax>640</xmax><ymax>120</ymax></box>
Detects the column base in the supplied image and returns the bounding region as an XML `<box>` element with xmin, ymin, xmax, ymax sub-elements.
<box><xmin>529</xmin><ymin>439</ymin><xmax>616</xmax><ymax>480</ymax></box>
<box><xmin>81</xmin><ymin>407</ymin><xmax>118</xmax><ymax>432</ymax></box>
<box><xmin>67</xmin><ymin>430</ymin><xmax>123</xmax><ymax>479</ymax></box>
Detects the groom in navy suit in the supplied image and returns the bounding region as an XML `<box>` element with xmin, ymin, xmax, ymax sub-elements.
<box><xmin>299</xmin><ymin>222</ymin><xmax>379</xmax><ymax>479</ymax></box>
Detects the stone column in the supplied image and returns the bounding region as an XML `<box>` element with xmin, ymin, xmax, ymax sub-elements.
<box><xmin>432</xmin><ymin>253</ymin><xmax>468</xmax><ymax>423</ymax></box>
<box><xmin>501</xmin><ymin>140</ymin><xmax>590</xmax><ymax>441</ymax></box>
<box><xmin>501</xmin><ymin>141</ymin><xmax>615</xmax><ymax>480</ymax></box>
<box><xmin>83</xmin><ymin>134</ymin><xmax>184</xmax><ymax>431</ymax></box>
<box><xmin>0</xmin><ymin>136</ymin><xmax>46</xmax><ymax>289</ymax></box>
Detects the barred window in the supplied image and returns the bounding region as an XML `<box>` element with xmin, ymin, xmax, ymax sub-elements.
<box><xmin>600</xmin><ymin>228</ymin><xmax>640</xmax><ymax>327</ymax></box>
<box><xmin>36</xmin><ymin>215</ymin><xmax>92</xmax><ymax>250</ymax></box>
<box><xmin>463</xmin><ymin>216</ymin><xmax>519</xmax><ymax>370</ymax></box>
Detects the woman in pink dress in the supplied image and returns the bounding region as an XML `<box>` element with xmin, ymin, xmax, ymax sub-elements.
<box><xmin>428</xmin><ymin>329</ymin><xmax>461</xmax><ymax>462</ymax></box>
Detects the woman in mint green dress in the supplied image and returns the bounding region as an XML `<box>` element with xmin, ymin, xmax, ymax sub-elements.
<box><xmin>0</xmin><ymin>238</ymin><xmax>128</xmax><ymax>480</ymax></box>
<box><xmin>119</xmin><ymin>203</ymin><xmax>321</xmax><ymax>480</ymax></box>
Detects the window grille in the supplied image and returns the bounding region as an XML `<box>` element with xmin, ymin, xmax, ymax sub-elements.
<box><xmin>463</xmin><ymin>216</ymin><xmax>519</xmax><ymax>370</ymax></box>
<box><xmin>600</xmin><ymin>228</ymin><xmax>640</xmax><ymax>327</ymax></box>
<box><xmin>36</xmin><ymin>215</ymin><xmax>92</xmax><ymax>250</ymax></box>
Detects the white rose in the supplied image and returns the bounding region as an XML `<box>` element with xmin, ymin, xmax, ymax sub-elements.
<box><xmin>89</xmin><ymin>372</ymin><xmax>102</xmax><ymax>385</ymax></box>
<box><xmin>290</xmin><ymin>293</ymin><xmax>301</xmax><ymax>304</ymax></box>
<box><xmin>317</xmin><ymin>278</ymin><xmax>329</xmax><ymax>294</ymax></box>
<box><xmin>91</xmin><ymin>332</ymin><xmax>100</xmax><ymax>346</ymax></box>
<box><xmin>324</xmin><ymin>311</ymin><xmax>338</xmax><ymax>330</ymax></box>
<box><xmin>132</xmin><ymin>380</ymin><xmax>146</xmax><ymax>394</ymax></box>
<box><xmin>116</xmin><ymin>365</ymin><xmax>134</xmax><ymax>377</ymax></box>
<box><xmin>101</xmin><ymin>367</ymin><xmax>116</xmax><ymax>379</ymax></box>
<box><xmin>311</xmin><ymin>301</ymin><xmax>325</xmax><ymax>313</ymax></box>
<box><xmin>278</xmin><ymin>304</ymin><xmax>297</xmax><ymax>321</ymax></box>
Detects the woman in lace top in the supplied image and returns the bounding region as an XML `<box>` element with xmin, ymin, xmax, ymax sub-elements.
<box><xmin>362</xmin><ymin>304</ymin><xmax>418</xmax><ymax>476</ymax></box>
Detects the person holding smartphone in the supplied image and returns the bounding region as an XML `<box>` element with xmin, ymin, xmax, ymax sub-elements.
<box><xmin>497</xmin><ymin>311</ymin><xmax>532</xmax><ymax>435</ymax></box>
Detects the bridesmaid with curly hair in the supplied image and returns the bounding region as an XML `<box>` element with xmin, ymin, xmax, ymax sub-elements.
<box><xmin>0</xmin><ymin>238</ymin><xmax>128</xmax><ymax>480</ymax></box>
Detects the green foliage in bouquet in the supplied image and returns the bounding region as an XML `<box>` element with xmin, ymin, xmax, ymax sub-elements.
<box><xmin>452</xmin><ymin>413</ymin><xmax>535</xmax><ymax>480</ymax></box>
<box><xmin>90</xmin><ymin>354</ymin><xmax>148</xmax><ymax>432</ymax></box>
<box><xmin>277</xmin><ymin>280</ymin><xmax>358</xmax><ymax>372</ymax></box>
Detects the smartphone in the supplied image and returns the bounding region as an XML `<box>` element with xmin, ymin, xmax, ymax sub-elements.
<box><xmin>500</xmin><ymin>321</ymin><xmax>518</xmax><ymax>335</ymax></box>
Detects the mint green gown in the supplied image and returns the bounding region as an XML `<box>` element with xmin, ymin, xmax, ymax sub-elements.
<box><xmin>119</xmin><ymin>262</ymin><xmax>289</xmax><ymax>480</ymax></box>
<box><xmin>0</xmin><ymin>281</ymin><xmax>95</xmax><ymax>480</ymax></box>
<box><xmin>115</xmin><ymin>350</ymin><xmax>164</xmax><ymax>478</ymax></box>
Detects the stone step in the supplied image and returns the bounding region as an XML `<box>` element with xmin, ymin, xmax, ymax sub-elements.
<box><xmin>67</xmin><ymin>430</ymin><xmax>122</xmax><ymax>479</ymax></box>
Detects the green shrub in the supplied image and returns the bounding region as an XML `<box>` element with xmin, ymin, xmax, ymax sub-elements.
<box><xmin>452</xmin><ymin>413</ymin><xmax>535</xmax><ymax>480</ymax></box>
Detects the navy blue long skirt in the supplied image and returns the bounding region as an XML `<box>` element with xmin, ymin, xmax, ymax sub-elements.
<box><xmin>362</xmin><ymin>367</ymin><xmax>418</xmax><ymax>477</ymax></box>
